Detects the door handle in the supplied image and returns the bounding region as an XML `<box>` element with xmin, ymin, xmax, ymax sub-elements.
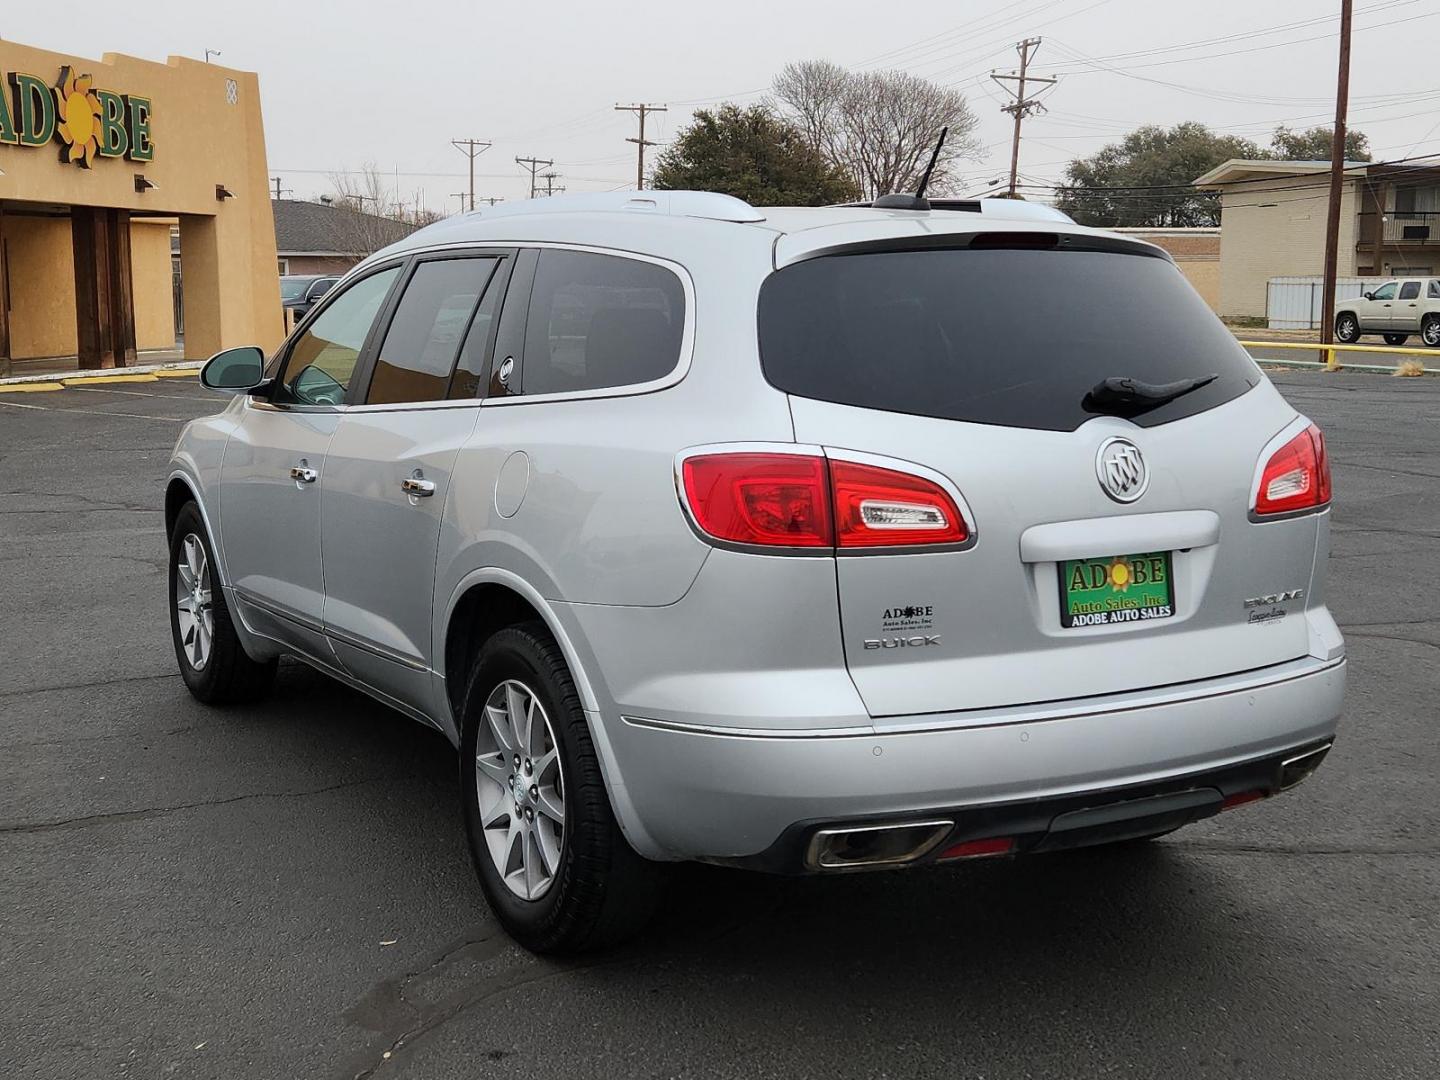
<box><xmin>402</xmin><ymin>477</ymin><xmax>436</xmax><ymax>498</ymax></box>
<box><xmin>289</xmin><ymin>465</ymin><xmax>318</xmax><ymax>484</ymax></box>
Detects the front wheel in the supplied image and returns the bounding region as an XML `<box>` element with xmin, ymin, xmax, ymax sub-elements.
<box><xmin>1383</xmin><ymin>333</ymin><xmax>1409</xmax><ymax>346</ymax></box>
<box><xmin>1422</xmin><ymin>316</ymin><xmax>1440</xmax><ymax>348</ymax></box>
<box><xmin>459</xmin><ymin>623</ymin><xmax>660</xmax><ymax>954</ymax></box>
<box><xmin>1334</xmin><ymin>313</ymin><xmax>1361</xmax><ymax>343</ymax></box>
<box><xmin>168</xmin><ymin>502</ymin><xmax>276</xmax><ymax>703</ymax></box>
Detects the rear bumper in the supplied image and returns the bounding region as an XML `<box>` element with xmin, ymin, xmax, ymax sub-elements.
<box><xmin>597</xmin><ymin>656</ymin><xmax>1345</xmax><ymax>864</ymax></box>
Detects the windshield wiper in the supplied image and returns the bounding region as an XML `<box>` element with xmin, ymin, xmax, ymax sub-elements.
<box><xmin>1083</xmin><ymin>373</ymin><xmax>1218</xmax><ymax>416</ymax></box>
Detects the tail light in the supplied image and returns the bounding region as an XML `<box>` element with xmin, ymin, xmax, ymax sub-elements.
<box><xmin>1254</xmin><ymin>423</ymin><xmax>1331</xmax><ymax>517</ymax></box>
<box><xmin>680</xmin><ymin>453</ymin><xmax>831</xmax><ymax>547</ymax></box>
<box><xmin>831</xmin><ymin>460</ymin><xmax>967</xmax><ymax>548</ymax></box>
<box><xmin>680</xmin><ymin>451</ymin><xmax>969</xmax><ymax>550</ymax></box>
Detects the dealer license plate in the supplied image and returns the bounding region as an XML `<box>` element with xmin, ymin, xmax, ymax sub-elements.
<box><xmin>1059</xmin><ymin>551</ymin><xmax>1175</xmax><ymax>628</ymax></box>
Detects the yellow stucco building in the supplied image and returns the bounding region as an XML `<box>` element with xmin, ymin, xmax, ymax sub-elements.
<box><xmin>0</xmin><ymin>42</ymin><xmax>283</xmax><ymax>371</ymax></box>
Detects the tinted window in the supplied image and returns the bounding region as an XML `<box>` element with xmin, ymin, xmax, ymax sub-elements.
<box><xmin>1399</xmin><ymin>281</ymin><xmax>1421</xmax><ymax>300</ymax></box>
<box><xmin>367</xmin><ymin>258</ymin><xmax>499</xmax><ymax>405</ymax></box>
<box><xmin>279</xmin><ymin>277</ymin><xmax>309</xmax><ymax>300</ymax></box>
<box><xmin>281</xmin><ymin>266</ymin><xmax>399</xmax><ymax>406</ymax></box>
<box><xmin>520</xmin><ymin>250</ymin><xmax>685</xmax><ymax>395</ymax></box>
<box><xmin>758</xmin><ymin>247</ymin><xmax>1260</xmax><ymax>433</ymax></box>
<box><xmin>1372</xmin><ymin>282</ymin><xmax>1397</xmax><ymax>300</ymax></box>
<box><xmin>1429</xmin><ymin>280</ymin><xmax>1440</xmax><ymax>299</ymax></box>
<box><xmin>449</xmin><ymin>264</ymin><xmax>508</xmax><ymax>400</ymax></box>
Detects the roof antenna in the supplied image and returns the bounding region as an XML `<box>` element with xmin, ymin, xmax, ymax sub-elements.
<box><xmin>874</xmin><ymin>127</ymin><xmax>948</xmax><ymax>211</ymax></box>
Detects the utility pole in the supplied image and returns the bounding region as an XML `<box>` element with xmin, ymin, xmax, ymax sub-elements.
<box><xmin>990</xmin><ymin>38</ymin><xmax>1057</xmax><ymax>197</ymax></box>
<box><xmin>616</xmin><ymin>103</ymin><xmax>667</xmax><ymax>190</ymax></box>
<box><xmin>451</xmin><ymin>192</ymin><xmax>468</xmax><ymax>215</ymax></box>
<box><xmin>541</xmin><ymin>171</ymin><xmax>566</xmax><ymax>198</ymax></box>
<box><xmin>475</xmin><ymin>196</ymin><xmax>503</xmax><ymax>206</ymax></box>
<box><xmin>515</xmin><ymin>156</ymin><xmax>554</xmax><ymax>199</ymax></box>
<box><xmin>270</xmin><ymin>176</ymin><xmax>291</xmax><ymax>200</ymax></box>
<box><xmin>450</xmin><ymin>138</ymin><xmax>492</xmax><ymax>211</ymax></box>
<box><xmin>1319</xmin><ymin>0</ymin><xmax>1354</xmax><ymax>372</ymax></box>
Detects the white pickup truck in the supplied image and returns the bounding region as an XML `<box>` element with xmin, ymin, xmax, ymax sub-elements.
<box><xmin>1335</xmin><ymin>277</ymin><xmax>1440</xmax><ymax>347</ymax></box>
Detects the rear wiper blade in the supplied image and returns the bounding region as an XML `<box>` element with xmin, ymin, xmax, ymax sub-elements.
<box><xmin>1083</xmin><ymin>373</ymin><xmax>1218</xmax><ymax>415</ymax></box>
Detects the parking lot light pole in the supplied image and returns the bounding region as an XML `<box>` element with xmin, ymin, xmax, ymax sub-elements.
<box><xmin>1319</xmin><ymin>0</ymin><xmax>1353</xmax><ymax>373</ymax></box>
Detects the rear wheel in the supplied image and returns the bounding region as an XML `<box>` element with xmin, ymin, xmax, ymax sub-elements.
<box><xmin>1334</xmin><ymin>313</ymin><xmax>1361</xmax><ymax>343</ymax></box>
<box><xmin>459</xmin><ymin>623</ymin><xmax>660</xmax><ymax>953</ymax></box>
<box><xmin>168</xmin><ymin>502</ymin><xmax>276</xmax><ymax>703</ymax></box>
<box><xmin>1383</xmin><ymin>333</ymin><xmax>1409</xmax><ymax>346</ymax></box>
<box><xmin>1422</xmin><ymin>316</ymin><xmax>1440</xmax><ymax>348</ymax></box>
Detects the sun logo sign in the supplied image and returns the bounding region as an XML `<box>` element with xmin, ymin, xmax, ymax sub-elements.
<box><xmin>55</xmin><ymin>67</ymin><xmax>102</xmax><ymax>166</ymax></box>
<box><xmin>0</xmin><ymin>65</ymin><xmax>154</xmax><ymax>168</ymax></box>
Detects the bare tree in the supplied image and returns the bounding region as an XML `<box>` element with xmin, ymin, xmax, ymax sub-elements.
<box><xmin>324</xmin><ymin>162</ymin><xmax>427</xmax><ymax>255</ymax></box>
<box><xmin>772</xmin><ymin>61</ymin><xmax>982</xmax><ymax>200</ymax></box>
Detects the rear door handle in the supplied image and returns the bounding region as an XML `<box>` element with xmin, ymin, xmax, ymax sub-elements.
<box><xmin>289</xmin><ymin>465</ymin><xmax>318</xmax><ymax>484</ymax></box>
<box><xmin>402</xmin><ymin>477</ymin><xmax>436</xmax><ymax>498</ymax></box>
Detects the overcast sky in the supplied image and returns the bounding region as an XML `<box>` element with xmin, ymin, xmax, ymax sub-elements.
<box><xmin>7</xmin><ymin>0</ymin><xmax>1438</xmax><ymax>214</ymax></box>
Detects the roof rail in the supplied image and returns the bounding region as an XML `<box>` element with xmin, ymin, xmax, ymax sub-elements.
<box><xmin>837</xmin><ymin>197</ymin><xmax>1073</xmax><ymax>224</ymax></box>
<box><xmin>458</xmin><ymin>190</ymin><xmax>766</xmax><ymax>224</ymax></box>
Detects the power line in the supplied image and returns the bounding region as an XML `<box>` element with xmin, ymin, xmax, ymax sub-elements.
<box><xmin>450</xmin><ymin>138</ymin><xmax>491</xmax><ymax>211</ymax></box>
<box><xmin>991</xmin><ymin>38</ymin><xmax>1057</xmax><ymax>197</ymax></box>
<box><xmin>615</xmin><ymin>103</ymin><xmax>667</xmax><ymax>190</ymax></box>
<box><xmin>515</xmin><ymin>156</ymin><xmax>554</xmax><ymax>199</ymax></box>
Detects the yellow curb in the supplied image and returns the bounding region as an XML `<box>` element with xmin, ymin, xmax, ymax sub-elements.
<box><xmin>61</xmin><ymin>373</ymin><xmax>161</xmax><ymax>385</ymax></box>
<box><xmin>0</xmin><ymin>381</ymin><xmax>66</xmax><ymax>393</ymax></box>
<box><xmin>153</xmin><ymin>368</ymin><xmax>201</xmax><ymax>378</ymax></box>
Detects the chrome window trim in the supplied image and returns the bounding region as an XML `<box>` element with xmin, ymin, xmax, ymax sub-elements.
<box><xmin>375</xmin><ymin>240</ymin><xmax>696</xmax><ymax>407</ymax></box>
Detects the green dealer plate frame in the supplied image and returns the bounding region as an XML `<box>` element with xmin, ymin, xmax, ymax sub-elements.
<box><xmin>1059</xmin><ymin>550</ymin><xmax>1176</xmax><ymax>629</ymax></box>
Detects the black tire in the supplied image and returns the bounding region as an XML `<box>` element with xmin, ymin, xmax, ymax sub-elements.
<box><xmin>1422</xmin><ymin>316</ymin><xmax>1440</xmax><ymax>349</ymax></box>
<box><xmin>1334</xmin><ymin>312</ymin><xmax>1361</xmax><ymax>343</ymax></box>
<box><xmin>1383</xmin><ymin>333</ymin><xmax>1409</xmax><ymax>346</ymax></box>
<box><xmin>168</xmin><ymin>502</ymin><xmax>277</xmax><ymax>704</ymax></box>
<box><xmin>459</xmin><ymin>622</ymin><xmax>661</xmax><ymax>954</ymax></box>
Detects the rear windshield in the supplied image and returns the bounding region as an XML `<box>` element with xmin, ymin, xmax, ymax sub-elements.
<box><xmin>757</xmin><ymin>246</ymin><xmax>1260</xmax><ymax>432</ymax></box>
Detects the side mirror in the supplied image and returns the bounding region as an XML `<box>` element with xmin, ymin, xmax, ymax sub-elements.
<box><xmin>200</xmin><ymin>346</ymin><xmax>266</xmax><ymax>393</ymax></box>
<box><xmin>1363</xmin><ymin>291</ymin><xmax>1374</xmax><ymax>300</ymax></box>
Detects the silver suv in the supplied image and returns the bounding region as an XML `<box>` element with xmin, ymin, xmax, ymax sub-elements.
<box><xmin>167</xmin><ymin>191</ymin><xmax>1345</xmax><ymax>953</ymax></box>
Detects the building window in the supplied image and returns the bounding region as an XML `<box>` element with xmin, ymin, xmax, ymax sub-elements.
<box><xmin>277</xmin><ymin>258</ymin><xmax>290</xmax><ymax>275</ymax></box>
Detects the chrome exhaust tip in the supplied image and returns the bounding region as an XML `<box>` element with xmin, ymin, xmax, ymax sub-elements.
<box><xmin>805</xmin><ymin>819</ymin><xmax>954</xmax><ymax>871</ymax></box>
<box><xmin>1279</xmin><ymin>741</ymin><xmax>1334</xmax><ymax>790</ymax></box>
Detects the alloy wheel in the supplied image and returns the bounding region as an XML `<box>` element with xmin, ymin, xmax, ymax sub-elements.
<box><xmin>1425</xmin><ymin>321</ymin><xmax>1440</xmax><ymax>347</ymax></box>
<box><xmin>474</xmin><ymin>679</ymin><xmax>566</xmax><ymax>900</ymax></box>
<box><xmin>1337</xmin><ymin>316</ymin><xmax>1357</xmax><ymax>342</ymax></box>
<box><xmin>175</xmin><ymin>534</ymin><xmax>214</xmax><ymax>671</ymax></box>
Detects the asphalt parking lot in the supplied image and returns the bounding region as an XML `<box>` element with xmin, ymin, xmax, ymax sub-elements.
<box><xmin>2</xmin><ymin>369</ymin><xmax>1437</xmax><ymax>1080</ymax></box>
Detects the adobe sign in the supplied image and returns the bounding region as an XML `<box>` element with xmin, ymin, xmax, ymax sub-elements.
<box><xmin>0</xmin><ymin>65</ymin><xmax>154</xmax><ymax>166</ymax></box>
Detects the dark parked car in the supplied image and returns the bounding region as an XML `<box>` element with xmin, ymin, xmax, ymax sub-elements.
<box><xmin>279</xmin><ymin>274</ymin><xmax>340</xmax><ymax>318</ymax></box>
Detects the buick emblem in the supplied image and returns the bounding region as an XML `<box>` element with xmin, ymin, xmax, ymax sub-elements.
<box><xmin>1096</xmin><ymin>438</ymin><xmax>1148</xmax><ymax>503</ymax></box>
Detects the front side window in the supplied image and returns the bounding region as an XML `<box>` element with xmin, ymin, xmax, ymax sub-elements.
<box><xmin>519</xmin><ymin>249</ymin><xmax>685</xmax><ymax>396</ymax></box>
<box><xmin>366</xmin><ymin>257</ymin><xmax>500</xmax><ymax>405</ymax></box>
<box><xmin>1399</xmin><ymin>281</ymin><xmax>1421</xmax><ymax>300</ymax></box>
<box><xmin>279</xmin><ymin>266</ymin><xmax>399</xmax><ymax>406</ymax></box>
<box><xmin>1372</xmin><ymin>282</ymin><xmax>1398</xmax><ymax>300</ymax></box>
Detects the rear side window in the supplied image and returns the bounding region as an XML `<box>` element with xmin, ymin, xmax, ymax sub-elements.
<box><xmin>758</xmin><ymin>247</ymin><xmax>1260</xmax><ymax>432</ymax></box>
<box><xmin>1399</xmin><ymin>281</ymin><xmax>1421</xmax><ymax>300</ymax></box>
<box><xmin>367</xmin><ymin>257</ymin><xmax>499</xmax><ymax>405</ymax></box>
<box><xmin>519</xmin><ymin>249</ymin><xmax>685</xmax><ymax>396</ymax></box>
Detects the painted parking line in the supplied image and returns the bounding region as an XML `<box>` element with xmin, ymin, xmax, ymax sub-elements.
<box><xmin>0</xmin><ymin>397</ymin><xmax>188</xmax><ymax>422</ymax></box>
<box><xmin>153</xmin><ymin>369</ymin><xmax>200</xmax><ymax>379</ymax></box>
<box><xmin>68</xmin><ymin>385</ymin><xmax>214</xmax><ymax>403</ymax></box>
